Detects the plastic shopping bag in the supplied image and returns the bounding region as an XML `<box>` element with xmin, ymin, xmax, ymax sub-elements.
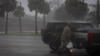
<box><xmin>66</xmin><ymin>41</ymin><xmax>73</xmax><ymax>49</ymax></box>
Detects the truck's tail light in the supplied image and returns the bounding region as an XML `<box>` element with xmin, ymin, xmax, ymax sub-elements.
<box><xmin>88</xmin><ymin>33</ymin><xmax>95</xmax><ymax>41</ymax></box>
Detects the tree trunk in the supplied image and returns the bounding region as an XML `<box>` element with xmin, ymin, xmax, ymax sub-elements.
<box><xmin>81</xmin><ymin>0</ymin><xmax>84</xmax><ymax>20</ymax></box>
<box><xmin>97</xmin><ymin>0</ymin><xmax>99</xmax><ymax>27</ymax></box>
<box><xmin>43</xmin><ymin>14</ymin><xmax>46</xmax><ymax>28</ymax></box>
<box><xmin>35</xmin><ymin>10</ymin><xmax>38</xmax><ymax>35</ymax></box>
<box><xmin>18</xmin><ymin>16</ymin><xmax>22</xmax><ymax>33</ymax></box>
<box><xmin>5</xmin><ymin>12</ymin><xmax>9</xmax><ymax>34</ymax></box>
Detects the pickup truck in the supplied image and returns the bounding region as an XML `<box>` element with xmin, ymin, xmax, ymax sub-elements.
<box><xmin>86</xmin><ymin>28</ymin><xmax>100</xmax><ymax>56</ymax></box>
<box><xmin>41</xmin><ymin>22</ymin><xmax>67</xmax><ymax>51</ymax></box>
<box><xmin>41</xmin><ymin>21</ymin><xmax>99</xmax><ymax>55</ymax></box>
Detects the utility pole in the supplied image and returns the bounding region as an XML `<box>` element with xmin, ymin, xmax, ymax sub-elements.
<box><xmin>97</xmin><ymin>0</ymin><xmax>99</xmax><ymax>27</ymax></box>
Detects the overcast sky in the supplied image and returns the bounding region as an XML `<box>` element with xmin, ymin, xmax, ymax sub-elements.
<box><xmin>16</xmin><ymin>0</ymin><xmax>96</xmax><ymax>16</ymax></box>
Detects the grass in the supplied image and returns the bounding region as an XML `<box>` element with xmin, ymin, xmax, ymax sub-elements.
<box><xmin>0</xmin><ymin>32</ymin><xmax>41</xmax><ymax>36</ymax></box>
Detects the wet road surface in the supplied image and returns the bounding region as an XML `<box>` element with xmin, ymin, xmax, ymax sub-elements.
<box><xmin>0</xmin><ymin>35</ymin><xmax>89</xmax><ymax>56</ymax></box>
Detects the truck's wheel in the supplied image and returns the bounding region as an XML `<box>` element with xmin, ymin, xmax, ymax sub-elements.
<box><xmin>49</xmin><ymin>37</ymin><xmax>61</xmax><ymax>51</ymax></box>
<box><xmin>49</xmin><ymin>45</ymin><xmax>59</xmax><ymax>51</ymax></box>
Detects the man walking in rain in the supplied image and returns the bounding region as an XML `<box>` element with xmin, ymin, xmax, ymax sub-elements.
<box><xmin>58</xmin><ymin>23</ymin><xmax>72</xmax><ymax>55</ymax></box>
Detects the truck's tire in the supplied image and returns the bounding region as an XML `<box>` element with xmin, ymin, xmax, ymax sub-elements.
<box><xmin>49</xmin><ymin>45</ymin><xmax>59</xmax><ymax>51</ymax></box>
<box><xmin>49</xmin><ymin>37</ymin><xmax>61</xmax><ymax>51</ymax></box>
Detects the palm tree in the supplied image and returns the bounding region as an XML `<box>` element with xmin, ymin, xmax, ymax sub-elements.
<box><xmin>39</xmin><ymin>2</ymin><xmax>50</xmax><ymax>28</ymax></box>
<box><xmin>13</xmin><ymin>4</ymin><xmax>25</xmax><ymax>33</ymax></box>
<box><xmin>28</xmin><ymin>0</ymin><xmax>45</xmax><ymax>35</ymax></box>
<box><xmin>0</xmin><ymin>0</ymin><xmax>17</xmax><ymax>34</ymax></box>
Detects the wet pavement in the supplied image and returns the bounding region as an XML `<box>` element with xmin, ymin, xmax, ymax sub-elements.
<box><xmin>0</xmin><ymin>35</ymin><xmax>89</xmax><ymax>56</ymax></box>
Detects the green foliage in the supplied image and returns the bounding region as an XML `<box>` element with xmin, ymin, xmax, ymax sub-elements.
<box><xmin>28</xmin><ymin>0</ymin><xmax>45</xmax><ymax>11</ymax></box>
<box><xmin>13</xmin><ymin>6</ymin><xmax>25</xmax><ymax>17</ymax></box>
<box><xmin>87</xmin><ymin>4</ymin><xmax>100</xmax><ymax>24</ymax></box>
<box><xmin>54</xmin><ymin>5</ymin><xmax>74</xmax><ymax>21</ymax></box>
<box><xmin>0</xmin><ymin>0</ymin><xmax>17</xmax><ymax>17</ymax></box>
<box><xmin>39</xmin><ymin>2</ymin><xmax>50</xmax><ymax>15</ymax></box>
<box><xmin>65</xmin><ymin>0</ymin><xmax>88</xmax><ymax>18</ymax></box>
<box><xmin>0</xmin><ymin>0</ymin><xmax>17</xmax><ymax>12</ymax></box>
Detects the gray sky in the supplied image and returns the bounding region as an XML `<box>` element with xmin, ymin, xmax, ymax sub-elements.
<box><xmin>17</xmin><ymin>0</ymin><xmax>96</xmax><ymax>16</ymax></box>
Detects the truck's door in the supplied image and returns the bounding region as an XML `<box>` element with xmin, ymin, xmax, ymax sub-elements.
<box><xmin>71</xmin><ymin>23</ymin><xmax>94</xmax><ymax>48</ymax></box>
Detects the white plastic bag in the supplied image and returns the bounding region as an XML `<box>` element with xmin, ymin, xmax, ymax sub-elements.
<box><xmin>66</xmin><ymin>41</ymin><xmax>73</xmax><ymax>49</ymax></box>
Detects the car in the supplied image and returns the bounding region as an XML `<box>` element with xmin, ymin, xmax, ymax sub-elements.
<box><xmin>41</xmin><ymin>21</ymin><xmax>94</xmax><ymax>51</ymax></box>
